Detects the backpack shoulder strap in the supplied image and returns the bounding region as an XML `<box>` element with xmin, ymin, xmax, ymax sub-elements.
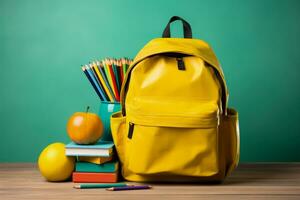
<box><xmin>121</xmin><ymin>16</ymin><xmax>229</xmax><ymax>116</ymax></box>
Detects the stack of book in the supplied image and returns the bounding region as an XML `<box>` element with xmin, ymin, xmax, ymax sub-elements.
<box><xmin>66</xmin><ymin>140</ymin><xmax>118</xmax><ymax>183</ymax></box>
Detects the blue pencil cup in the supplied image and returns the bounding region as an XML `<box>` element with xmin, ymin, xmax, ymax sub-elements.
<box><xmin>98</xmin><ymin>101</ymin><xmax>121</xmax><ymax>141</ymax></box>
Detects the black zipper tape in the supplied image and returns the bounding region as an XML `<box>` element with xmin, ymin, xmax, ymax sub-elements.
<box><xmin>176</xmin><ymin>57</ymin><xmax>186</xmax><ymax>70</ymax></box>
<box><xmin>128</xmin><ymin>122</ymin><xmax>135</xmax><ymax>139</ymax></box>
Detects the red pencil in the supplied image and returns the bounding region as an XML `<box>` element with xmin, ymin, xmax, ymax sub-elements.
<box><xmin>106</xmin><ymin>59</ymin><xmax>120</xmax><ymax>101</ymax></box>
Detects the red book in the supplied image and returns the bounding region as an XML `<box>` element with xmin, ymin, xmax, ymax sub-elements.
<box><xmin>72</xmin><ymin>172</ymin><xmax>118</xmax><ymax>183</ymax></box>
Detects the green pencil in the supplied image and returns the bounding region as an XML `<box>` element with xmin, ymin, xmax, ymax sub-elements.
<box><xmin>122</xmin><ymin>58</ymin><xmax>127</xmax><ymax>77</ymax></box>
<box><xmin>73</xmin><ymin>183</ymin><xmax>128</xmax><ymax>189</ymax></box>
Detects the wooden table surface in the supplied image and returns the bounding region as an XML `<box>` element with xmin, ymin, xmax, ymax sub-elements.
<box><xmin>0</xmin><ymin>163</ymin><xmax>299</xmax><ymax>200</ymax></box>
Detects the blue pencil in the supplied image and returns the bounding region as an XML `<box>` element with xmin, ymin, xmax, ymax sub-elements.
<box><xmin>82</xmin><ymin>66</ymin><xmax>103</xmax><ymax>100</ymax></box>
<box><xmin>85</xmin><ymin>65</ymin><xmax>107</xmax><ymax>101</ymax></box>
<box><xmin>89</xmin><ymin>63</ymin><xmax>109</xmax><ymax>101</ymax></box>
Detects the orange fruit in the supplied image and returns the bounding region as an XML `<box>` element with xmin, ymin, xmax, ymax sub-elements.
<box><xmin>67</xmin><ymin>108</ymin><xmax>103</xmax><ymax>144</ymax></box>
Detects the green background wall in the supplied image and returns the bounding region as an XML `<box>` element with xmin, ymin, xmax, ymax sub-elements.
<box><xmin>1</xmin><ymin>0</ymin><xmax>299</xmax><ymax>162</ymax></box>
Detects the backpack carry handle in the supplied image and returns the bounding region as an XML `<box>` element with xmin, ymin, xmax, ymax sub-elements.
<box><xmin>162</xmin><ymin>16</ymin><xmax>193</xmax><ymax>38</ymax></box>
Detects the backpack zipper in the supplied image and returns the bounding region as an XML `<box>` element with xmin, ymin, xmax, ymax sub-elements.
<box><xmin>160</xmin><ymin>53</ymin><xmax>187</xmax><ymax>71</ymax></box>
<box><xmin>161</xmin><ymin>53</ymin><xmax>189</xmax><ymax>71</ymax></box>
<box><xmin>128</xmin><ymin>122</ymin><xmax>135</xmax><ymax>139</ymax></box>
<box><xmin>176</xmin><ymin>57</ymin><xmax>185</xmax><ymax>70</ymax></box>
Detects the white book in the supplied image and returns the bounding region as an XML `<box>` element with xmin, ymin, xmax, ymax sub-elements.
<box><xmin>65</xmin><ymin>141</ymin><xmax>114</xmax><ymax>157</ymax></box>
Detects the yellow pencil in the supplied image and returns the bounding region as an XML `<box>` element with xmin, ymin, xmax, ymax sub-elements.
<box><xmin>102</xmin><ymin>59</ymin><xmax>113</xmax><ymax>96</ymax></box>
<box><xmin>104</xmin><ymin>59</ymin><xmax>118</xmax><ymax>100</ymax></box>
<box><xmin>92</xmin><ymin>61</ymin><xmax>114</xmax><ymax>102</ymax></box>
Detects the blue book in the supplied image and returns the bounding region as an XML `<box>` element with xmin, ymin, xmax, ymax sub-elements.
<box><xmin>65</xmin><ymin>141</ymin><xmax>114</xmax><ymax>157</ymax></box>
<box><xmin>75</xmin><ymin>161</ymin><xmax>119</xmax><ymax>173</ymax></box>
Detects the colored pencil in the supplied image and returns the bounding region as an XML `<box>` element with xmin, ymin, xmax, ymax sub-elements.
<box><xmin>106</xmin><ymin>59</ymin><xmax>120</xmax><ymax>101</ymax></box>
<box><xmin>89</xmin><ymin>63</ymin><xmax>109</xmax><ymax>101</ymax></box>
<box><xmin>122</xmin><ymin>58</ymin><xmax>127</xmax><ymax>77</ymax></box>
<box><xmin>117</xmin><ymin>60</ymin><xmax>124</xmax><ymax>83</ymax></box>
<box><xmin>74</xmin><ymin>183</ymin><xmax>128</xmax><ymax>189</ymax></box>
<box><xmin>81</xmin><ymin>58</ymin><xmax>132</xmax><ymax>102</ymax></box>
<box><xmin>112</xmin><ymin>59</ymin><xmax>121</xmax><ymax>93</ymax></box>
<box><xmin>84</xmin><ymin>65</ymin><xmax>105</xmax><ymax>101</ymax></box>
<box><xmin>82</xmin><ymin>66</ymin><xmax>103</xmax><ymax>100</ymax></box>
<box><xmin>106</xmin><ymin>185</ymin><xmax>152</xmax><ymax>191</ymax></box>
<box><xmin>92</xmin><ymin>61</ymin><xmax>114</xmax><ymax>102</ymax></box>
<box><xmin>97</xmin><ymin>61</ymin><xmax>117</xmax><ymax>102</ymax></box>
<box><xmin>116</xmin><ymin>62</ymin><xmax>122</xmax><ymax>90</ymax></box>
<box><xmin>103</xmin><ymin>59</ymin><xmax>116</xmax><ymax>99</ymax></box>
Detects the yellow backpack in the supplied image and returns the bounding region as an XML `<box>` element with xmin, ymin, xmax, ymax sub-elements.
<box><xmin>111</xmin><ymin>16</ymin><xmax>240</xmax><ymax>182</ymax></box>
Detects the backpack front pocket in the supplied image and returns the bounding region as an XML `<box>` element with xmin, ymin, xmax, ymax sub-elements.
<box><xmin>110</xmin><ymin>112</ymin><xmax>126</xmax><ymax>164</ymax></box>
<box><xmin>124</xmin><ymin>98</ymin><xmax>221</xmax><ymax>177</ymax></box>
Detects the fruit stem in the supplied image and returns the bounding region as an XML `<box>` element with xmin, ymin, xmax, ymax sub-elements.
<box><xmin>86</xmin><ymin>106</ymin><xmax>90</xmax><ymax>113</ymax></box>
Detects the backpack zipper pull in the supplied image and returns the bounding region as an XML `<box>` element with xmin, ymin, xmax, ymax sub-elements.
<box><xmin>176</xmin><ymin>57</ymin><xmax>185</xmax><ymax>70</ymax></box>
<box><xmin>128</xmin><ymin>122</ymin><xmax>135</xmax><ymax>139</ymax></box>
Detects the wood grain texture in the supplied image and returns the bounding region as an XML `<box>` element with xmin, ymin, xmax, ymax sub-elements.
<box><xmin>0</xmin><ymin>163</ymin><xmax>300</xmax><ymax>200</ymax></box>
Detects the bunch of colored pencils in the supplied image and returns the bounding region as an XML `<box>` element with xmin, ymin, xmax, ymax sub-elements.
<box><xmin>81</xmin><ymin>58</ymin><xmax>132</xmax><ymax>102</ymax></box>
